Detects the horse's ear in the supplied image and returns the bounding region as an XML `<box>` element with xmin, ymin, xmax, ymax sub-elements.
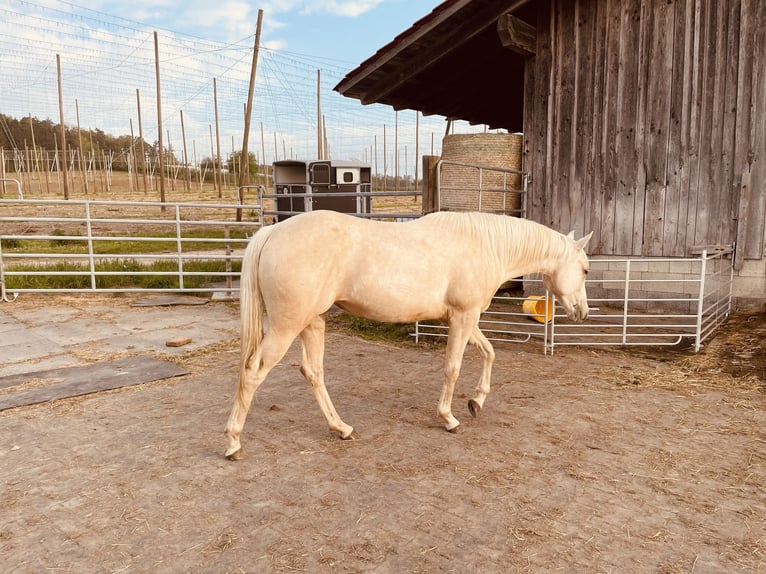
<box><xmin>575</xmin><ymin>231</ymin><xmax>594</xmax><ymax>250</ymax></box>
<box><xmin>566</xmin><ymin>230</ymin><xmax>575</xmax><ymax>240</ymax></box>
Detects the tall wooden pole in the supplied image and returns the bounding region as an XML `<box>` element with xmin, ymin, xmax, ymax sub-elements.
<box><xmin>213</xmin><ymin>77</ymin><xmax>223</xmax><ymax>198</ymax></box>
<box><xmin>136</xmin><ymin>89</ymin><xmax>149</xmax><ymax>194</ymax></box>
<box><xmin>394</xmin><ymin>110</ymin><xmax>399</xmax><ymax>192</ymax></box>
<box><xmin>1</xmin><ymin>149</ymin><xmax>6</xmax><ymax>196</ymax></box>
<box><xmin>316</xmin><ymin>69</ymin><xmax>322</xmax><ymax>159</ymax></box>
<box><xmin>28</xmin><ymin>114</ymin><xmax>39</xmax><ymax>176</ymax></box>
<box><xmin>260</xmin><ymin>122</ymin><xmax>266</xmax><ymax>188</ymax></box>
<box><xmin>323</xmin><ymin>115</ymin><xmax>329</xmax><ymax>160</ymax></box>
<box><xmin>239</xmin><ymin>10</ymin><xmax>263</xmax><ymax>192</ymax></box>
<box><xmin>209</xmin><ymin>124</ymin><xmax>218</xmax><ymax>193</ymax></box>
<box><xmin>129</xmin><ymin>119</ymin><xmax>136</xmax><ymax>192</ymax></box>
<box><xmin>56</xmin><ymin>54</ymin><xmax>69</xmax><ymax>199</ymax></box>
<box><xmin>180</xmin><ymin>110</ymin><xmax>190</xmax><ymax>191</ymax></box>
<box><xmin>154</xmin><ymin>31</ymin><xmax>166</xmax><ymax>206</ymax></box>
<box><xmin>166</xmin><ymin>130</ymin><xmax>175</xmax><ymax>192</ymax></box>
<box><xmin>273</xmin><ymin>131</ymin><xmax>278</xmax><ymax>162</ymax></box>
<box><xmin>383</xmin><ymin>124</ymin><xmax>387</xmax><ymax>193</ymax></box>
<box><xmin>75</xmin><ymin>99</ymin><xmax>88</xmax><ymax>194</ymax></box>
<box><xmin>415</xmin><ymin>111</ymin><xmax>420</xmax><ymax>192</ymax></box>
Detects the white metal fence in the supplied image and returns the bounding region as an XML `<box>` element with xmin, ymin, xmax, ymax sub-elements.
<box><xmin>414</xmin><ymin>247</ymin><xmax>734</xmax><ymax>353</ymax></box>
<box><xmin>0</xmin><ymin>198</ymin><xmax>262</xmax><ymax>302</ymax></box>
<box><xmin>436</xmin><ymin>160</ymin><xmax>528</xmax><ymax>217</ymax></box>
<box><xmin>2</xmin><ymin>198</ymin><xmax>734</xmax><ymax>353</ymax></box>
<box><xmin>255</xmin><ymin>187</ymin><xmax>423</xmax><ymax>222</ymax></box>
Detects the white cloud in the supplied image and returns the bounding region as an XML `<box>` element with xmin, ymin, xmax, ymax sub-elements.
<box><xmin>263</xmin><ymin>39</ymin><xmax>288</xmax><ymax>51</ymax></box>
<box><xmin>297</xmin><ymin>0</ymin><xmax>384</xmax><ymax>17</ymax></box>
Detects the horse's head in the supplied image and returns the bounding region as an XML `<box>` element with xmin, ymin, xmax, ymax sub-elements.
<box><xmin>543</xmin><ymin>231</ymin><xmax>593</xmax><ymax>322</ymax></box>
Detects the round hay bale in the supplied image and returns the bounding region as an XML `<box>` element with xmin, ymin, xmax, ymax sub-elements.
<box><xmin>439</xmin><ymin>133</ymin><xmax>523</xmax><ymax>215</ymax></box>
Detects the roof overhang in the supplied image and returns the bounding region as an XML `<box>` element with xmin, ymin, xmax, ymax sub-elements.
<box><xmin>334</xmin><ymin>0</ymin><xmax>535</xmax><ymax>132</ymax></box>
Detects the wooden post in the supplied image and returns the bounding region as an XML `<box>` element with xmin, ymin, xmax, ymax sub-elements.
<box><xmin>414</xmin><ymin>111</ymin><xmax>420</xmax><ymax>194</ymax></box>
<box><xmin>136</xmin><ymin>89</ymin><xmax>149</xmax><ymax>195</ymax></box>
<box><xmin>24</xmin><ymin>143</ymin><xmax>32</xmax><ymax>193</ymax></box>
<box><xmin>1</xmin><ymin>148</ymin><xmax>6</xmax><ymax>196</ymax></box>
<box><xmin>421</xmin><ymin>155</ymin><xmax>440</xmax><ymax>214</ymax></box>
<box><xmin>394</xmin><ymin>110</ymin><xmax>399</xmax><ymax>192</ymax></box>
<box><xmin>75</xmin><ymin>99</ymin><xmax>88</xmax><ymax>195</ymax></box>
<box><xmin>129</xmin><ymin>119</ymin><xmax>136</xmax><ymax>192</ymax></box>
<box><xmin>56</xmin><ymin>54</ymin><xmax>69</xmax><ymax>200</ymax></box>
<box><xmin>193</xmin><ymin>140</ymin><xmax>201</xmax><ymax>190</ymax></box>
<box><xmin>273</xmin><ymin>131</ymin><xmax>278</xmax><ymax>162</ymax></box>
<box><xmin>154</xmin><ymin>31</ymin><xmax>166</xmax><ymax>207</ymax></box>
<box><xmin>28</xmin><ymin>115</ymin><xmax>40</xmax><ymax>184</ymax></box>
<box><xmin>316</xmin><ymin>69</ymin><xmax>322</xmax><ymax>159</ymax></box>
<box><xmin>239</xmin><ymin>10</ymin><xmax>263</xmax><ymax>200</ymax></box>
<box><xmin>53</xmin><ymin>137</ymin><xmax>61</xmax><ymax>192</ymax></box>
<box><xmin>167</xmin><ymin>130</ymin><xmax>175</xmax><ymax>192</ymax></box>
<box><xmin>43</xmin><ymin>146</ymin><xmax>51</xmax><ymax>194</ymax></box>
<box><xmin>213</xmin><ymin>77</ymin><xmax>223</xmax><ymax>199</ymax></box>
<box><xmin>322</xmin><ymin>115</ymin><xmax>328</xmax><ymax>159</ymax></box>
<box><xmin>383</xmin><ymin>124</ymin><xmax>387</xmax><ymax>193</ymax></box>
<box><xmin>260</xmin><ymin>122</ymin><xmax>266</xmax><ymax>188</ymax></box>
<box><xmin>180</xmin><ymin>110</ymin><xmax>190</xmax><ymax>192</ymax></box>
<box><xmin>209</xmin><ymin>124</ymin><xmax>218</xmax><ymax>193</ymax></box>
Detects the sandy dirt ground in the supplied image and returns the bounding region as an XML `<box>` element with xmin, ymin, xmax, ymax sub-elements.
<box><xmin>1</xmin><ymin>297</ymin><xmax>765</xmax><ymax>573</ymax></box>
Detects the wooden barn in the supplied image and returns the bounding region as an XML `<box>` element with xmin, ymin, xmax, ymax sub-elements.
<box><xmin>335</xmin><ymin>0</ymin><xmax>765</xmax><ymax>305</ymax></box>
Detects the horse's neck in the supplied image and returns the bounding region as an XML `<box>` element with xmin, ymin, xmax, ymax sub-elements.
<box><xmin>501</xmin><ymin>221</ymin><xmax>567</xmax><ymax>279</ymax></box>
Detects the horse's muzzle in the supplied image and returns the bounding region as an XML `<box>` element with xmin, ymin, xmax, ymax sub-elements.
<box><xmin>565</xmin><ymin>302</ymin><xmax>589</xmax><ymax>322</ymax></box>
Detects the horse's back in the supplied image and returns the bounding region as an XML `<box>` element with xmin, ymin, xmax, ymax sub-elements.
<box><xmin>262</xmin><ymin>210</ymin><xmax>471</xmax><ymax>274</ymax></box>
<box><xmin>254</xmin><ymin>211</ymin><xmax>505</xmax><ymax>323</ymax></box>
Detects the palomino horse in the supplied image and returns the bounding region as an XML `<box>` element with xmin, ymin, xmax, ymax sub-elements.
<box><xmin>224</xmin><ymin>210</ymin><xmax>592</xmax><ymax>460</ymax></box>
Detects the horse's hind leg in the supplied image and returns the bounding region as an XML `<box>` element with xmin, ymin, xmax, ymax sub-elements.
<box><xmin>299</xmin><ymin>315</ymin><xmax>355</xmax><ymax>439</ymax></box>
<box><xmin>467</xmin><ymin>324</ymin><xmax>495</xmax><ymax>418</ymax></box>
<box><xmin>224</xmin><ymin>329</ymin><xmax>296</xmax><ymax>460</ymax></box>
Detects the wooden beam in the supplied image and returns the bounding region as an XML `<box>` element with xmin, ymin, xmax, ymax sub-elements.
<box><xmin>497</xmin><ymin>13</ymin><xmax>536</xmax><ymax>57</ymax></box>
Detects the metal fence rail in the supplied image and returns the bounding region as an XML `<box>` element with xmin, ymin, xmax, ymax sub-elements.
<box><xmin>256</xmin><ymin>188</ymin><xmax>423</xmax><ymax>222</ymax></box>
<box><xmin>415</xmin><ymin>248</ymin><xmax>733</xmax><ymax>353</ymax></box>
<box><xmin>549</xmin><ymin>247</ymin><xmax>733</xmax><ymax>353</ymax></box>
<box><xmin>0</xmin><ymin>198</ymin><xmax>262</xmax><ymax>302</ymax></box>
<box><xmin>0</xmin><ymin>178</ymin><xmax>24</xmax><ymax>199</ymax></box>
<box><xmin>2</xmin><ymin>198</ymin><xmax>734</xmax><ymax>353</ymax></box>
<box><xmin>436</xmin><ymin>160</ymin><xmax>528</xmax><ymax>217</ymax></box>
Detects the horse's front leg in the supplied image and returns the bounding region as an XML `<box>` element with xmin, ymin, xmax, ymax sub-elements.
<box><xmin>437</xmin><ymin>313</ymin><xmax>476</xmax><ymax>433</ymax></box>
<box><xmin>467</xmin><ymin>324</ymin><xmax>495</xmax><ymax>418</ymax></box>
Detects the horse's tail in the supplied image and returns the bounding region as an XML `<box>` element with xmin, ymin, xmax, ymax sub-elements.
<box><xmin>238</xmin><ymin>224</ymin><xmax>275</xmax><ymax>397</ymax></box>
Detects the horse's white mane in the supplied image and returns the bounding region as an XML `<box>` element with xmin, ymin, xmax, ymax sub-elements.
<box><xmin>423</xmin><ymin>211</ymin><xmax>572</xmax><ymax>262</ymax></box>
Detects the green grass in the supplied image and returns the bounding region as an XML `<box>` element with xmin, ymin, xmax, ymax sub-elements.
<box><xmin>326</xmin><ymin>312</ymin><xmax>416</xmax><ymax>345</ymax></box>
<box><xmin>3</xmin><ymin>228</ymin><xmax>250</xmax><ymax>255</ymax></box>
<box><xmin>4</xmin><ymin>259</ymin><xmax>242</xmax><ymax>290</ymax></box>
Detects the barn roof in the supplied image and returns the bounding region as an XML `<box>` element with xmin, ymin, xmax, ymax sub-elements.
<box><xmin>333</xmin><ymin>0</ymin><xmax>535</xmax><ymax>132</ymax></box>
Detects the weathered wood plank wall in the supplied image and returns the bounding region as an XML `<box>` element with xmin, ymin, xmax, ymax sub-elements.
<box><xmin>524</xmin><ymin>0</ymin><xmax>765</xmax><ymax>265</ymax></box>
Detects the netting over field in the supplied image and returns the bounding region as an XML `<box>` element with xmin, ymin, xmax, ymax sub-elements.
<box><xmin>0</xmin><ymin>0</ymin><xmax>495</xmax><ymax>175</ymax></box>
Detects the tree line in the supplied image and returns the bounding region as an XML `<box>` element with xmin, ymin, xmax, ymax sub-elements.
<box><xmin>0</xmin><ymin>113</ymin><xmax>265</xmax><ymax>180</ymax></box>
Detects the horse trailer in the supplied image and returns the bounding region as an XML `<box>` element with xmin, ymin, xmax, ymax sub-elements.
<box><xmin>272</xmin><ymin>160</ymin><xmax>372</xmax><ymax>221</ymax></box>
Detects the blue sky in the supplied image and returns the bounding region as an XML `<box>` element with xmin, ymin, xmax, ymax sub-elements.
<box><xmin>90</xmin><ymin>0</ymin><xmax>433</xmax><ymax>70</ymax></box>
<box><xmin>1</xmin><ymin>0</ymin><xmax>494</xmax><ymax>170</ymax></box>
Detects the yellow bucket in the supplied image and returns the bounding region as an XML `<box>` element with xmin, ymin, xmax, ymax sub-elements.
<box><xmin>522</xmin><ymin>295</ymin><xmax>554</xmax><ymax>324</ymax></box>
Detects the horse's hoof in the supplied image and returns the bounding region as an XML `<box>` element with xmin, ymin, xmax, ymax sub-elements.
<box><xmin>340</xmin><ymin>430</ymin><xmax>358</xmax><ymax>440</ymax></box>
<box><xmin>446</xmin><ymin>424</ymin><xmax>462</xmax><ymax>434</ymax></box>
<box><xmin>225</xmin><ymin>448</ymin><xmax>244</xmax><ymax>461</ymax></box>
<box><xmin>468</xmin><ymin>399</ymin><xmax>481</xmax><ymax>418</ymax></box>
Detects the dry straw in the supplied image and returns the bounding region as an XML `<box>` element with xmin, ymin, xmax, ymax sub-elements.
<box><xmin>439</xmin><ymin>133</ymin><xmax>523</xmax><ymax>214</ymax></box>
